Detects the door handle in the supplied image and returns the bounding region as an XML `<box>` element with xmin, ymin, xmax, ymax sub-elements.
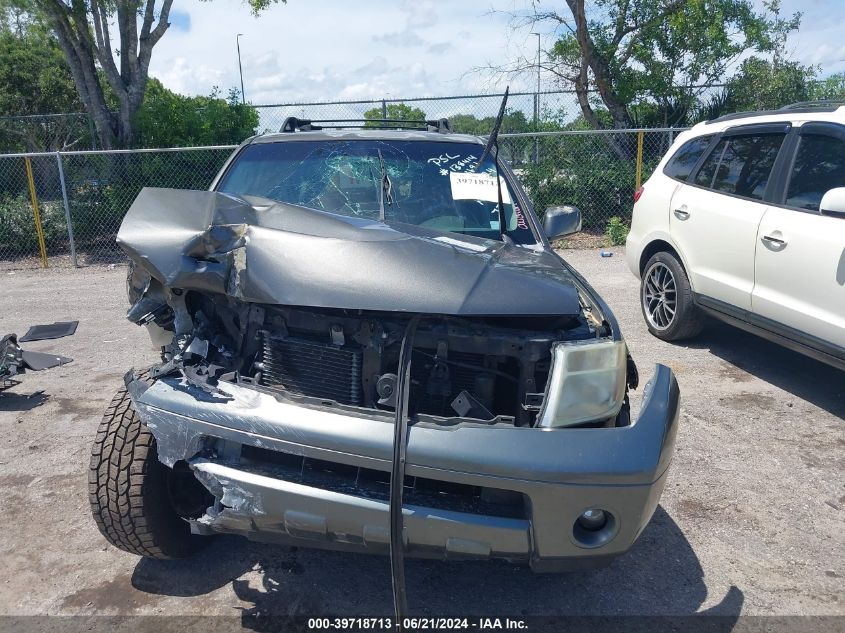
<box><xmin>761</xmin><ymin>234</ymin><xmax>787</xmax><ymax>247</ymax></box>
<box><xmin>673</xmin><ymin>208</ymin><xmax>690</xmax><ymax>220</ymax></box>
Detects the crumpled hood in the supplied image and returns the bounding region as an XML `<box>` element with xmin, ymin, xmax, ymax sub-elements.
<box><xmin>117</xmin><ymin>188</ymin><xmax>581</xmax><ymax>316</ymax></box>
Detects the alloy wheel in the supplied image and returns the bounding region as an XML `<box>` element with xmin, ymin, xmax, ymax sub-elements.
<box><xmin>642</xmin><ymin>261</ymin><xmax>677</xmax><ymax>331</ymax></box>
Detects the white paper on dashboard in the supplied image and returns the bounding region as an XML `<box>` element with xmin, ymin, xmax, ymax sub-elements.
<box><xmin>449</xmin><ymin>171</ymin><xmax>511</xmax><ymax>204</ymax></box>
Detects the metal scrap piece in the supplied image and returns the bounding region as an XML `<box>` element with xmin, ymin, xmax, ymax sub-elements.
<box><xmin>19</xmin><ymin>321</ymin><xmax>78</xmax><ymax>342</ymax></box>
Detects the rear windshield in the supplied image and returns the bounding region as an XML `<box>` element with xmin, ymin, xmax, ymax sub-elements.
<box><xmin>216</xmin><ymin>139</ymin><xmax>536</xmax><ymax>244</ymax></box>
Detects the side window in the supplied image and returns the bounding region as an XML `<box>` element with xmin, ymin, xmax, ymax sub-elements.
<box><xmin>694</xmin><ymin>140</ymin><xmax>726</xmax><ymax>189</ymax></box>
<box><xmin>693</xmin><ymin>134</ymin><xmax>785</xmax><ymax>200</ymax></box>
<box><xmin>785</xmin><ymin>134</ymin><xmax>845</xmax><ymax>211</ymax></box>
<box><xmin>663</xmin><ymin>136</ymin><xmax>711</xmax><ymax>181</ymax></box>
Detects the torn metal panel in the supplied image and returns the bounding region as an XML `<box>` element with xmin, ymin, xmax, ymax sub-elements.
<box><xmin>134</xmin><ymin>400</ymin><xmax>209</xmax><ymax>468</ymax></box>
<box><xmin>188</xmin><ymin>458</ymin><xmax>531</xmax><ymax>559</ymax></box>
<box><xmin>19</xmin><ymin>350</ymin><xmax>72</xmax><ymax>371</ymax></box>
<box><xmin>19</xmin><ymin>321</ymin><xmax>78</xmax><ymax>342</ymax></box>
<box><xmin>1</xmin><ymin>333</ymin><xmax>72</xmax><ymax>390</ymax></box>
<box><xmin>117</xmin><ymin>188</ymin><xmax>582</xmax><ymax>316</ymax></box>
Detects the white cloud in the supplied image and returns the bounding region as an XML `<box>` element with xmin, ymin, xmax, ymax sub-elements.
<box><xmin>147</xmin><ymin>0</ymin><xmax>534</xmax><ymax>104</ymax></box>
<box><xmin>427</xmin><ymin>42</ymin><xmax>453</xmax><ymax>55</ymax></box>
<box><xmin>372</xmin><ymin>0</ymin><xmax>439</xmax><ymax>47</ymax></box>
<box><xmin>761</xmin><ymin>0</ymin><xmax>845</xmax><ymax>76</ymax></box>
<box><xmin>373</xmin><ymin>30</ymin><xmax>426</xmax><ymax>47</ymax></box>
<box><xmin>146</xmin><ymin>0</ymin><xmax>845</xmax><ymax>112</ymax></box>
<box><xmin>151</xmin><ymin>57</ymin><xmax>226</xmax><ymax>96</ymax></box>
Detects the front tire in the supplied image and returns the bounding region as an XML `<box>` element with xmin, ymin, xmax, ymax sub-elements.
<box><xmin>88</xmin><ymin>383</ymin><xmax>206</xmax><ymax>559</ymax></box>
<box><xmin>640</xmin><ymin>252</ymin><xmax>705</xmax><ymax>341</ymax></box>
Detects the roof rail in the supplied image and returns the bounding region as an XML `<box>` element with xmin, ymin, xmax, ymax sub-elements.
<box><xmin>706</xmin><ymin>100</ymin><xmax>845</xmax><ymax>125</ymax></box>
<box><xmin>280</xmin><ymin>116</ymin><xmax>452</xmax><ymax>133</ymax></box>
<box><xmin>779</xmin><ymin>99</ymin><xmax>845</xmax><ymax>110</ymax></box>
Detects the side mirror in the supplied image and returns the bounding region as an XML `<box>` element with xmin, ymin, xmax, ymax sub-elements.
<box><xmin>543</xmin><ymin>205</ymin><xmax>582</xmax><ymax>240</ymax></box>
<box><xmin>819</xmin><ymin>187</ymin><xmax>845</xmax><ymax>218</ymax></box>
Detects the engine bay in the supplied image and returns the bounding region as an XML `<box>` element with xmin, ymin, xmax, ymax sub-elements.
<box><xmin>133</xmin><ymin>276</ymin><xmax>606</xmax><ymax>428</ymax></box>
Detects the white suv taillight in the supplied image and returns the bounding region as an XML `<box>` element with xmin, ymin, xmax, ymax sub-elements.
<box><xmin>634</xmin><ymin>186</ymin><xmax>644</xmax><ymax>203</ymax></box>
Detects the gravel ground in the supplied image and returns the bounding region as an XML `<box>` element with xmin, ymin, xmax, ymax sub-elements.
<box><xmin>0</xmin><ymin>249</ymin><xmax>842</xmax><ymax>623</ymax></box>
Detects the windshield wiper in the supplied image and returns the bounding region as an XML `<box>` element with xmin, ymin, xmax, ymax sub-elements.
<box><xmin>477</xmin><ymin>87</ymin><xmax>510</xmax><ymax>241</ymax></box>
<box><xmin>377</xmin><ymin>148</ymin><xmax>394</xmax><ymax>222</ymax></box>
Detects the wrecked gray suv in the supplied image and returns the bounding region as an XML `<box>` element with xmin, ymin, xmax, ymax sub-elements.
<box><xmin>89</xmin><ymin>119</ymin><xmax>679</xmax><ymax>573</ymax></box>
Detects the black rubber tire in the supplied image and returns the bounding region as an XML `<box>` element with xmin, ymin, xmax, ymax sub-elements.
<box><xmin>88</xmin><ymin>380</ymin><xmax>203</xmax><ymax>559</ymax></box>
<box><xmin>641</xmin><ymin>251</ymin><xmax>706</xmax><ymax>341</ymax></box>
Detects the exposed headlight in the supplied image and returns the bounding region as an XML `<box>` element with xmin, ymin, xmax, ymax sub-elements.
<box><xmin>537</xmin><ymin>339</ymin><xmax>627</xmax><ymax>428</ymax></box>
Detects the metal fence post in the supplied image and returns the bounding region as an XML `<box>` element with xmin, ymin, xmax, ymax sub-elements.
<box><xmin>381</xmin><ymin>99</ymin><xmax>388</xmax><ymax>119</ymax></box>
<box><xmin>55</xmin><ymin>151</ymin><xmax>77</xmax><ymax>267</ymax></box>
<box><xmin>23</xmin><ymin>156</ymin><xmax>49</xmax><ymax>268</ymax></box>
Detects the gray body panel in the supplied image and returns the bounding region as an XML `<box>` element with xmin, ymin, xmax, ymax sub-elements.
<box><xmin>117</xmin><ymin>188</ymin><xmax>581</xmax><ymax>316</ymax></box>
<box><xmin>127</xmin><ymin>364</ymin><xmax>679</xmax><ymax>571</ymax></box>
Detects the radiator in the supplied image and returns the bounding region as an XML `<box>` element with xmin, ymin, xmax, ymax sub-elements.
<box><xmin>258</xmin><ymin>330</ymin><xmax>363</xmax><ymax>406</ymax></box>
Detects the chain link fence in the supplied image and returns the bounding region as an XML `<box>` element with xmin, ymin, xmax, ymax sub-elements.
<box><xmin>499</xmin><ymin>128</ymin><xmax>683</xmax><ymax>231</ymax></box>
<box><xmin>0</xmin><ymin>147</ymin><xmax>235</xmax><ymax>269</ymax></box>
<box><xmin>0</xmin><ymin>128</ymin><xmax>684</xmax><ymax>271</ymax></box>
<box><xmin>0</xmin><ymin>113</ymin><xmax>97</xmax><ymax>154</ymax></box>
<box><xmin>252</xmin><ymin>91</ymin><xmax>578</xmax><ymax>135</ymax></box>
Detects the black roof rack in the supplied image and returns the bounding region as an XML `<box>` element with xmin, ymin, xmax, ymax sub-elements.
<box><xmin>705</xmin><ymin>99</ymin><xmax>845</xmax><ymax>125</ymax></box>
<box><xmin>280</xmin><ymin>116</ymin><xmax>452</xmax><ymax>134</ymax></box>
<box><xmin>780</xmin><ymin>99</ymin><xmax>845</xmax><ymax>110</ymax></box>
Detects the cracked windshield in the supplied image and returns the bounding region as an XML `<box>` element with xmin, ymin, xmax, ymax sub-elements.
<box><xmin>217</xmin><ymin>140</ymin><xmax>536</xmax><ymax>244</ymax></box>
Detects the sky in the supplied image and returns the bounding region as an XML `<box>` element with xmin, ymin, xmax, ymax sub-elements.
<box><xmin>147</xmin><ymin>0</ymin><xmax>845</xmax><ymax>106</ymax></box>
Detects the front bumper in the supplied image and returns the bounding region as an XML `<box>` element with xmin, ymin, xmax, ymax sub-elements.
<box><xmin>128</xmin><ymin>364</ymin><xmax>679</xmax><ymax>572</ymax></box>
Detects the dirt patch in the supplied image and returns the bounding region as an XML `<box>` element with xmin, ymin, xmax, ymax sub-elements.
<box><xmin>54</xmin><ymin>396</ymin><xmax>105</xmax><ymax>420</ymax></box>
<box><xmin>717</xmin><ymin>362</ymin><xmax>754</xmax><ymax>383</ymax></box>
<box><xmin>60</xmin><ymin>574</ymin><xmax>157</xmax><ymax>614</ymax></box>
<box><xmin>799</xmin><ymin>451</ymin><xmax>843</xmax><ymax>471</ymax></box>
<box><xmin>675</xmin><ymin>498</ymin><xmax>728</xmax><ymax>520</ymax></box>
<box><xmin>0</xmin><ymin>474</ymin><xmax>36</xmax><ymax>487</ymax></box>
<box><xmin>0</xmin><ymin>253</ymin><xmax>78</xmax><ymax>272</ymax></box>
<box><xmin>554</xmin><ymin>231</ymin><xmax>608</xmax><ymax>250</ymax></box>
<box><xmin>719</xmin><ymin>392</ymin><xmax>777</xmax><ymax>410</ymax></box>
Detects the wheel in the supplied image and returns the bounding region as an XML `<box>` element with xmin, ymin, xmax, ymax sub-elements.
<box><xmin>640</xmin><ymin>252</ymin><xmax>705</xmax><ymax>341</ymax></box>
<box><xmin>88</xmin><ymin>380</ymin><xmax>211</xmax><ymax>559</ymax></box>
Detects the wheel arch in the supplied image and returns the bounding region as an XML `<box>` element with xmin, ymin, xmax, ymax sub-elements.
<box><xmin>639</xmin><ymin>238</ymin><xmax>694</xmax><ymax>291</ymax></box>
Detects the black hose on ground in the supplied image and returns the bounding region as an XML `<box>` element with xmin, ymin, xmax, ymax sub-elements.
<box><xmin>389</xmin><ymin>314</ymin><xmax>420</xmax><ymax>627</ymax></box>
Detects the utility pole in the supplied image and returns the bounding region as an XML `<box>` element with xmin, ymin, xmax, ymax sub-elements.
<box><xmin>236</xmin><ymin>33</ymin><xmax>246</xmax><ymax>104</ymax></box>
<box><xmin>531</xmin><ymin>32</ymin><xmax>541</xmax><ymax>163</ymax></box>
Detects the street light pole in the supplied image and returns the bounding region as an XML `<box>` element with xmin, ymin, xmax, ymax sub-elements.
<box><xmin>236</xmin><ymin>33</ymin><xmax>245</xmax><ymax>104</ymax></box>
<box><xmin>531</xmin><ymin>32</ymin><xmax>541</xmax><ymax>163</ymax></box>
<box><xmin>531</xmin><ymin>32</ymin><xmax>541</xmax><ymax>130</ymax></box>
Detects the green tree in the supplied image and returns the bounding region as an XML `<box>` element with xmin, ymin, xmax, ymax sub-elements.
<box><xmin>449</xmin><ymin>110</ymin><xmax>533</xmax><ymax>135</ymax></box>
<box><xmin>513</xmin><ymin>0</ymin><xmax>798</xmax><ymax>135</ymax></box>
<box><xmin>809</xmin><ymin>73</ymin><xmax>845</xmax><ymax>101</ymax></box>
<box><xmin>7</xmin><ymin>0</ymin><xmax>283</xmax><ymax>148</ymax></box>
<box><xmin>0</xmin><ymin>19</ymin><xmax>88</xmax><ymax>151</ymax></box>
<box><xmin>363</xmin><ymin>103</ymin><xmax>425</xmax><ymax>126</ymax></box>
<box><xmin>450</xmin><ymin>110</ymin><xmax>536</xmax><ymax>165</ymax></box>
<box><xmin>712</xmin><ymin>2</ymin><xmax>817</xmax><ymax>114</ymax></box>
<box><xmin>722</xmin><ymin>57</ymin><xmax>813</xmax><ymax>112</ymax></box>
<box><xmin>133</xmin><ymin>79</ymin><xmax>259</xmax><ymax>147</ymax></box>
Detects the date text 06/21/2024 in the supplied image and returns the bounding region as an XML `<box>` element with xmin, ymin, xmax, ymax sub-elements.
<box><xmin>306</xmin><ymin>617</ymin><xmax>528</xmax><ymax>630</ymax></box>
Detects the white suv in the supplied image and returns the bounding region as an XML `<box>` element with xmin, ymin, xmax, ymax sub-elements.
<box><xmin>626</xmin><ymin>102</ymin><xmax>845</xmax><ymax>371</ymax></box>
